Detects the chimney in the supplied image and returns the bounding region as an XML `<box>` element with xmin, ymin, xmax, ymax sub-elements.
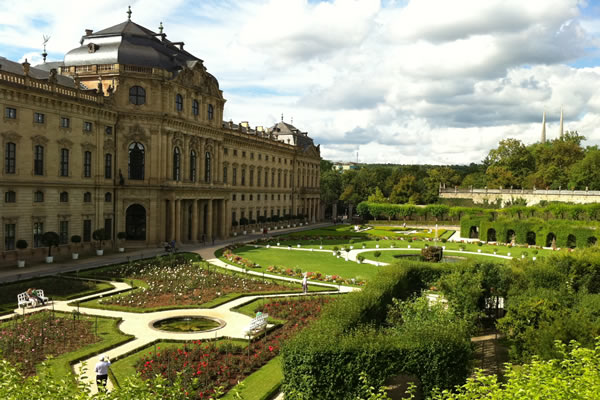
<box><xmin>85</xmin><ymin>29</ymin><xmax>93</xmax><ymax>36</ymax></box>
<box><xmin>22</xmin><ymin>59</ymin><xmax>30</xmax><ymax>76</ymax></box>
<box><xmin>240</xmin><ymin>121</ymin><xmax>249</xmax><ymax>128</ymax></box>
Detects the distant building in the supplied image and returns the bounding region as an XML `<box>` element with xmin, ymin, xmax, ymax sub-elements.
<box><xmin>332</xmin><ymin>162</ymin><xmax>360</xmax><ymax>172</ymax></box>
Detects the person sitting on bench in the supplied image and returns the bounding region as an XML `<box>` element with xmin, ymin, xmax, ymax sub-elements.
<box><xmin>26</xmin><ymin>288</ymin><xmax>45</xmax><ymax>306</ymax></box>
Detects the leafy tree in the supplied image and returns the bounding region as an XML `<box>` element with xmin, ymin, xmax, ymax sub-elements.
<box><xmin>41</xmin><ymin>231</ymin><xmax>60</xmax><ymax>257</ymax></box>
<box><xmin>484</xmin><ymin>138</ymin><xmax>535</xmax><ymax>187</ymax></box>
<box><xmin>568</xmin><ymin>148</ymin><xmax>600</xmax><ymax>190</ymax></box>
<box><xmin>389</xmin><ymin>174</ymin><xmax>420</xmax><ymax>204</ymax></box>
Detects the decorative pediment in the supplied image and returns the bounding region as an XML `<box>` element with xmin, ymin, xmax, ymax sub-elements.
<box><xmin>30</xmin><ymin>135</ymin><xmax>49</xmax><ymax>145</ymax></box>
<box><xmin>102</xmin><ymin>139</ymin><xmax>115</xmax><ymax>152</ymax></box>
<box><xmin>172</xmin><ymin>131</ymin><xmax>184</xmax><ymax>148</ymax></box>
<box><xmin>189</xmin><ymin>137</ymin><xmax>199</xmax><ymax>149</ymax></box>
<box><xmin>123</xmin><ymin>124</ymin><xmax>150</xmax><ymax>148</ymax></box>
<box><xmin>56</xmin><ymin>138</ymin><xmax>74</xmax><ymax>148</ymax></box>
<box><xmin>1</xmin><ymin>131</ymin><xmax>22</xmax><ymax>142</ymax></box>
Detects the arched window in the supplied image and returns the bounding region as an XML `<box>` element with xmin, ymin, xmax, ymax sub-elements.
<box><xmin>34</xmin><ymin>190</ymin><xmax>44</xmax><ymax>202</ymax></box>
<box><xmin>128</xmin><ymin>142</ymin><xmax>145</xmax><ymax>180</ymax></box>
<box><xmin>105</xmin><ymin>192</ymin><xmax>112</xmax><ymax>202</ymax></box>
<box><xmin>207</xmin><ymin>104</ymin><xmax>214</xmax><ymax>120</ymax></box>
<box><xmin>192</xmin><ymin>100</ymin><xmax>199</xmax><ymax>116</ymax></box>
<box><xmin>190</xmin><ymin>150</ymin><xmax>197</xmax><ymax>182</ymax></box>
<box><xmin>205</xmin><ymin>152</ymin><xmax>211</xmax><ymax>183</ymax></box>
<box><xmin>126</xmin><ymin>204</ymin><xmax>146</xmax><ymax>240</ymax></box>
<box><xmin>34</xmin><ymin>145</ymin><xmax>44</xmax><ymax>175</ymax></box>
<box><xmin>129</xmin><ymin>86</ymin><xmax>146</xmax><ymax>105</ymax></box>
<box><xmin>5</xmin><ymin>142</ymin><xmax>16</xmax><ymax>174</ymax></box>
<box><xmin>173</xmin><ymin>147</ymin><xmax>181</xmax><ymax>181</ymax></box>
<box><xmin>83</xmin><ymin>192</ymin><xmax>92</xmax><ymax>202</ymax></box>
<box><xmin>175</xmin><ymin>94</ymin><xmax>183</xmax><ymax>112</ymax></box>
<box><xmin>104</xmin><ymin>154</ymin><xmax>112</xmax><ymax>179</ymax></box>
<box><xmin>59</xmin><ymin>191</ymin><xmax>69</xmax><ymax>202</ymax></box>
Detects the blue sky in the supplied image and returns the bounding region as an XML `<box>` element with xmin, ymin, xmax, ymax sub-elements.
<box><xmin>1</xmin><ymin>0</ymin><xmax>600</xmax><ymax>164</ymax></box>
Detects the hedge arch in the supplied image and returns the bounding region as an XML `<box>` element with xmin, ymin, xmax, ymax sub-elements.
<box><xmin>588</xmin><ymin>236</ymin><xmax>597</xmax><ymax>246</ymax></box>
<box><xmin>526</xmin><ymin>231</ymin><xmax>536</xmax><ymax>246</ymax></box>
<box><xmin>546</xmin><ymin>232</ymin><xmax>556</xmax><ymax>247</ymax></box>
<box><xmin>487</xmin><ymin>228</ymin><xmax>497</xmax><ymax>242</ymax></box>
<box><xmin>567</xmin><ymin>234</ymin><xmax>577</xmax><ymax>249</ymax></box>
<box><xmin>469</xmin><ymin>226</ymin><xmax>479</xmax><ymax>239</ymax></box>
<box><xmin>506</xmin><ymin>229</ymin><xmax>516</xmax><ymax>244</ymax></box>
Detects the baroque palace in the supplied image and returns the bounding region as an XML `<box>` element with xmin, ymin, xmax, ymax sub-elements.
<box><xmin>0</xmin><ymin>15</ymin><xmax>321</xmax><ymax>258</ymax></box>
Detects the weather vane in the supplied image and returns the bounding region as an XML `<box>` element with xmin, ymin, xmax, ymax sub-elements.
<box><xmin>42</xmin><ymin>35</ymin><xmax>50</xmax><ymax>63</ymax></box>
<box><xmin>127</xmin><ymin>5</ymin><xmax>132</xmax><ymax>20</ymax></box>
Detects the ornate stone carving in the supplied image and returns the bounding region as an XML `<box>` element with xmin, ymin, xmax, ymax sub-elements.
<box><xmin>56</xmin><ymin>138</ymin><xmax>74</xmax><ymax>148</ymax></box>
<box><xmin>103</xmin><ymin>139</ymin><xmax>115</xmax><ymax>152</ymax></box>
<box><xmin>1</xmin><ymin>131</ymin><xmax>22</xmax><ymax>143</ymax></box>
<box><xmin>123</xmin><ymin>124</ymin><xmax>150</xmax><ymax>148</ymax></box>
<box><xmin>30</xmin><ymin>135</ymin><xmax>49</xmax><ymax>145</ymax></box>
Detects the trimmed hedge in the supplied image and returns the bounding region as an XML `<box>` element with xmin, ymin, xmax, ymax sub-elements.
<box><xmin>281</xmin><ymin>262</ymin><xmax>472</xmax><ymax>399</ymax></box>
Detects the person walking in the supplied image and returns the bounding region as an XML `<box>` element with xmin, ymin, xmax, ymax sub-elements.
<box><xmin>302</xmin><ymin>274</ymin><xmax>308</xmax><ymax>294</ymax></box>
<box><xmin>95</xmin><ymin>354</ymin><xmax>111</xmax><ymax>390</ymax></box>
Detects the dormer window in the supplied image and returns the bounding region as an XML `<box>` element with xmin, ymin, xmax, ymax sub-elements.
<box><xmin>87</xmin><ymin>43</ymin><xmax>99</xmax><ymax>53</ymax></box>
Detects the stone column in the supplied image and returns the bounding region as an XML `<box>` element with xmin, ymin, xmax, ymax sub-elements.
<box><xmin>192</xmin><ymin>199</ymin><xmax>199</xmax><ymax>242</ymax></box>
<box><xmin>206</xmin><ymin>199</ymin><xmax>213</xmax><ymax>241</ymax></box>
<box><xmin>175</xmin><ymin>199</ymin><xmax>181</xmax><ymax>243</ymax></box>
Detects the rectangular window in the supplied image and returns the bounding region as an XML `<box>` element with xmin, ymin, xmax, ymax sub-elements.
<box><xmin>232</xmin><ymin>194</ymin><xmax>236</xmax><ymax>201</ymax></box>
<box><xmin>60</xmin><ymin>149</ymin><xmax>69</xmax><ymax>177</ymax></box>
<box><xmin>232</xmin><ymin>211</ymin><xmax>236</xmax><ymax>224</ymax></box>
<box><xmin>34</xmin><ymin>112</ymin><xmax>44</xmax><ymax>124</ymax></box>
<box><xmin>84</xmin><ymin>151</ymin><xmax>92</xmax><ymax>178</ymax></box>
<box><xmin>265</xmin><ymin>155</ymin><xmax>269</xmax><ymax>161</ymax></box>
<box><xmin>257</xmin><ymin>194</ymin><xmax>261</xmax><ymax>201</ymax></box>
<box><xmin>241</xmin><ymin>170</ymin><xmax>246</xmax><ymax>186</ymax></box>
<box><xmin>223</xmin><ymin>166</ymin><xmax>228</xmax><ymax>184</ymax></box>
<box><xmin>242</xmin><ymin>151</ymin><xmax>246</xmax><ymax>158</ymax></box>
<box><xmin>83</xmin><ymin>220</ymin><xmax>92</xmax><ymax>242</ymax></box>
<box><xmin>224</xmin><ymin>148</ymin><xmax>228</xmax><ymax>155</ymax></box>
<box><xmin>5</xmin><ymin>142</ymin><xmax>16</xmax><ymax>174</ymax></box>
<box><xmin>233</xmin><ymin>149</ymin><xmax>238</xmax><ymax>156</ymax></box>
<box><xmin>5</xmin><ymin>191</ymin><xmax>16</xmax><ymax>202</ymax></box>
<box><xmin>257</xmin><ymin>171</ymin><xmax>261</xmax><ymax>187</ymax></box>
<box><xmin>105</xmin><ymin>154</ymin><xmax>112</xmax><ymax>179</ymax></box>
<box><xmin>83</xmin><ymin>121</ymin><xmax>93</xmax><ymax>132</ymax></box>
<box><xmin>241</xmin><ymin>194</ymin><xmax>245</xmax><ymax>201</ymax></box>
<box><xmin>233</xmin><ymin>168</ymin><xmax>237</xmax><ymax>186</ymax></box>
<box><xmin>34</xmin><ymin>191</ymin><xmax>44</xmax><ymax>202</ymax></box>
<box><xmin>250</xmin><ymin>153</ymin><xmax>254</xmax><ymax>160</ymax></box>
<box><xmin>250</xmin><ymin>194</ymin><xmax>253</xmax><ymax>201</ymax></box>
<box><xmin>60</xmin><ymin>117</ymin><xmax>70</xmax><ymax>128</ymax></box>
<box><xmin>4</xmin><ymin>223</ymin><xmax>15</xmax><ymax>250</ymax></box>
<box><xmin>5</xmin><ymin>107</ymin><xmax>16</xmax><ymax>119</ymax></box>
<box><xmin>250</xmin><ymin>170</ymin><xmax>254</xmax><ymax>186</ymax></box>
<box><xmin>105</xmin><ymin>126</ymin><xmax>113</xmax><ymax>135</ymax></box>
<box><xmin>59</xmin><ymin>221</ymin><xmax>69</xmax><ymax>245</ymax></box>
<box><xmin>33</xmin><ymin>222</ymin><xmax>43</xmax><ymax>248</ymax></box>
<box><xmin>104</xmin><ymin>218</ymin><xmax>112</xmax><ymax>238</ymax></box>
<box><xmin>265</xmin><ymin>171</ymin><xmax>268</xmax><ymax>187</ymax></box>
<box><xmin>258</xmin><ymin>154</ymin><xmax>262</xmax><ymax>160</ymax></box>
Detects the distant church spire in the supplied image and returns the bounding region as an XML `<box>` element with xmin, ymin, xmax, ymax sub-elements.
<box><xmin>541</xmin><ymin>111</ymin><xmax>546</xmax><ymax>143</ymax></box>
<box><xmin>559</xmin><ymin>106</ymin><xmax>564</xmax><ymax>138</ymax></box>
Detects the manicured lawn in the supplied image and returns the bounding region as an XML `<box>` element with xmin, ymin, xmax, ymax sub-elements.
<box><xmin>359</xmin><ymin>249</ymin><xmax>510</xmax><ymax>264</ymax></box>
<box><xmin>0</xmin><ymin>276</ymin><xmax>113</xmax><ymax>315</ymax></box>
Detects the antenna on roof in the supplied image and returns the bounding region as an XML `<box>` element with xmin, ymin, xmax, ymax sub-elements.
<box><xmin>159</xmin><ymin>22</ymin><xmax>164</xmax><ymax>34</ymax></box>
<box><xmin>127</xmin><ymin>5</ymin><xmax>132</xmax><ymax>20</ymax></box>
<box><xmin>281</xmin><ymin>113</ymin><xmax>284</xmax><ymax>122</ymax></box>
<box><xmin>41</xmin><ymin>35</ymin><xmax>50</xmax><ymax>63</ymax></box>
<box><xmin>291</xmin><ymin>116</ymin><xmax>293</xmax><ymax>124</ymax></box>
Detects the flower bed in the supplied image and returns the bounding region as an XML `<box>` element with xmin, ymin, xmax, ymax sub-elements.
<box><xmin>98</xmin><ymin>261</ymin><xmax>294</xmax><ymax>309</ymax></box>
<box><xmin>0</xmin><ymin>311</ymin><xmax>99</xmax><ymax>376</ymax></box>
<box><xmin>135</xmin><ymin>296</ymin><xmax>334</xmax><ymax>398</ymax></box>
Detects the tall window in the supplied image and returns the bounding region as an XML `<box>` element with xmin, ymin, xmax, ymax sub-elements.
<box><xmin>84</xmin><ymin>151</ymin><xmax>92</xmax><ymax>178</ymax></box>
<box><xmin>207</xmin><ymin>104</ymin><xmax>214</xmax><ymax>120</ymax></box>
<box><xmin>192</xmin><ymin>100</ymin><xmax>199</xmax><ymax>116</ymax></box>
<box><xmin>59</xmin><ymin>221</ymin><xmax>69</xmax><ymax>244</ymax></box>
<box><xmin>241</xmin><ymin>169</ymin><xmax>246</xmax><ymax>186</ymax></box>
<box><xmin>104</xmin><ymin>218</ymin><xmax>112</xmax><ymax>237</ymax></box>
<box><xmin>34</xmin><ymin>145</ymin><xmax>44</xmax><ymax>175</ymax></box>
<box><xmin>271</xmin><ymin>171</ymin><xmax>275</xmax><ymax>187</ymax></box>
<box><xmin>33</xmin><ymin>222</ymin><xmax>43</xmax><ymax>248</ymax></box>
<box><xmin>5</xmin><ymin>142</ymin><xmax>15</xmax><ymax>174</ymax></box>
<box><xmin>83</xmin><ymin>219</ymin><xmax>92</xmax><ymax>242</ymax></box>
<box><xmin>278</xmin><ymin>171</ymin><xmax>281</xmax><ymax>187</ymax></box>
<box><xmin>105</xmin><ymin>192</ymin><xmax>112</xmax><ymax>202</ymax></box>
<box><xmin>4</xmin><ymin>223</ymin><xmax>15</xmax><ymax>250</ymax></box>
<box><xmin>129</xmin><ymin>86</ymin><xmax>146</xmax><ymax>105</ymax></box>
<box><xmin>223</xmin><ymin>166</ymin><xmax>228</xmax><ymax>184</ymax></box>
<box><xmin>205</xmin><ymin>152</ymin><xmax>211</xmax><ymax>183</ymax></box>
<box><xmin>175</xmin><ymin>94</ymin><xmax>183</xmax><ymax>112</ymax></box>
<box><xmin>128</xmin><ymin>142</ymin><xmax>145</xmax><ymax>180</ymax></box>
<box><xmin>60</xmin><ymin>148</ymin><xmax>69</xmax><ymax>176</ymax></box>
<box><xmin>265</xmin><ymin>171</ymin><xmax>268</xmax><ymax>187</ymax></box>
<box><xmin>257</xmin><ymin>171</ymin><xmax>261</xmax><ymax>187</ymax></box>
<box><xmin>173</xmin><ymin>147</ymin><xmax>181</xmax><ymax>181</ymax></box>
<box><xmin>105</xmin><ymin>154</ymin><xmax>112</xmax><ymax>179</ymax></box>
<box><xmin>5</xmin><ymin>191</ymin><xmax>16</xmax><ymax>202</ymax></box>
<box><xmin>190</xmin><ymin>150</ymin><xmax>197</xmax><ymax>182</ymax></box>
<box><xmin>250</xmin><ymin>170</ymin><xmax>254</xmax><ymax>186</ymax></box>
<box><xmin>232</xmin><ymin>167</ymin><xmax>237</xmax><ymax>186</ymax></box>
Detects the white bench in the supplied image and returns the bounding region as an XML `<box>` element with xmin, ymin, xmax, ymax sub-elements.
<box><xmin>17</xmin><ymin>290</ymin><xmax>49</xmax><ymax>308</ymax></box>
<box><xmin>243</xmin><ymin>313</ymin><xmax>269</xmax><ymax>336</ymax></box>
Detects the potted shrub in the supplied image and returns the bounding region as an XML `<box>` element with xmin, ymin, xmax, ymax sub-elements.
<box><xmin>93</xmin><ymin>228</ymin><xmax>110</xmax><ymax>256</ymax></box>
<box><xmin>357</xmin><ymin>254</ymin><xmax>365</xmax><ymax>264</ymax></box>
<box><xmin>16</xmin><ymin>239</ymin><xmax>28</xmax><ymax>268</ymax></box>
<box><xmin>70</xmin><ymin>235</ymin><xmax>81</xmax><ymax>259</ymax></box>
<box><xmin>41</xmin><ymin>231</ymin><xmax>60</xmax><ymax>263</ymax></box>
<box><xmin>117</xmin><ymin>231</ymin><xmax>127</xmax><ymax>252</ymax></box>
<box><xmin>332</xmin><ymin>246</ymin><xmax>339</xmax><ymax>256</ymax></box>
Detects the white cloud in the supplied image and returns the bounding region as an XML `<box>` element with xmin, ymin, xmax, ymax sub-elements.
<box><xmin>2</xmin><ymin>0</ymin><xmax>600</xmax><ymax>164</ymax></box>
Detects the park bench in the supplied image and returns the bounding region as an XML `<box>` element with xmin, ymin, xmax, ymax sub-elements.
<box><xmin>17</xmin><ymin>290</ymin><xmax>49</xmax><ymax>309</ymax></box>
<box><xmin>242</xmin><ymin>313</ymin><xmax>269</xmax><ymax>337</ymax></box>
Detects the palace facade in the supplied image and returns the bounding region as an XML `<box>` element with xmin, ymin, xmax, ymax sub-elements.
<box><xmin>0</xmin><ymin>17</ymin><xmax>321</xmax><ymax>258</ymax></box>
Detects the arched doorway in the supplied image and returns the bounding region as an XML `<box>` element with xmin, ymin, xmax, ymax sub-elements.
<box><xmin>469</xmin><ymin>226</ymin><xmax>479</xmax><ymax>239</ymax></box>
<box><xmin>567</xmin><ymin>234</ymin><xmax>577</xmax><ymax>249</ymax></box>
<box><xmin>126</xmin><ymin>204</ymin><xmax>146</xmax><ymax>240</ymax></box>
<box><xmin>526</xmin><ymin>231</ymin><xmax>536</xmax><ymax>246</ymax></box>
<box><xmin>487</xmin><ymin>228</ymin><xmax>497</xmax><ymax>242</ymax></box>
<box><xmin>546</xmin><ymin>232</ymin><xmax>556</xmax><ymax>247</ymax></box>
<box><xmin>506</xmin><ymin>229</ymin><xmax>516</xmax><ymax>244</ymax></box>
<box><xmin>588</xmin><ymin>236</ymin><xmax>597</xmax><ymax>246</ymax></box>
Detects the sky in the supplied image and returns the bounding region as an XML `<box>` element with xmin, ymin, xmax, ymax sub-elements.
<box><xmin>1</xmin><ymin>0</ymin><xmax>600</xmax><ymax>165</ymax></box>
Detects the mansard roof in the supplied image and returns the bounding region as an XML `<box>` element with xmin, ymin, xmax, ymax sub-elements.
<box><xmin>63</xmin><ymin>20</ymin><xmax>201</xmax><ymax>72</ymax></box>
<box><xmin>268</xmin><ymin>121</ymin><xmax>315</xmax><ymax>149</ymax></box>
<box><xmin>0</xmin><ymin>57</ymin><xmax>75</xmax><ymax>87</ymax></box>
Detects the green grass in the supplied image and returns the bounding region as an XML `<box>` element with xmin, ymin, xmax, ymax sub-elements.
<box><xmin>34</xmin><ymin>312</ymin><xmax>134</xmax><ymax>379</ymax></box>
<box><xmin>359</xmin><ymin>249</ymin><xmax>510</xmax><ymax>264</ymax></box>
<box><xmin>221</xmin><ymin>356</ymin><xmax>283</xmax><ymax>400</ymax></box>
<box><xmin>0</xmin><ymin>277</ymin><xmax>114</xmax><ymax>315</ymax></box>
